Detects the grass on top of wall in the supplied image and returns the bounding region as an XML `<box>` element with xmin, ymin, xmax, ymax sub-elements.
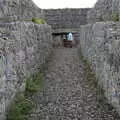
<box><xmin>112</xmin><ymin>13</ymin><xmax>120</xmax><ymax>21</ymax></box>
<box><xmin>32</xmin><ymin>17</ymin><xmax>47</xmax><ymax>24</ymax></box>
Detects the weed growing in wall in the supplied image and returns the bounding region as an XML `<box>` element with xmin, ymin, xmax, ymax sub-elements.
<box><xmin>112</xmin><ymin>12</ymin><xmax>119</xmax><ymax>21</ymax></box>
<box><xmin>32</xmin><ymin>17</ymin><xmax>47</xmax><ymax>24</ymax></box>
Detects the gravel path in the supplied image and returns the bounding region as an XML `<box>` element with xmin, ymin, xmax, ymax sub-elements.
<box><xmin>28</xmin><ymin>47</ymin><xmax>120</xmax><ymax>120</ymax></box>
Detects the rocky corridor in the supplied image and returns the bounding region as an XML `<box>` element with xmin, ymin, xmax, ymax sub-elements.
<box><xmin>28</xmin><ymin>47</ymin><xmax>120</xmax><ymax>120</ymax></box>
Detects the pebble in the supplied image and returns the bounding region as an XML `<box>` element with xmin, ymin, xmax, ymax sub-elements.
<box><xmin>28</xmin><ymin>47</ymin><xmax>120</xmax><ymax>120</ymax></box>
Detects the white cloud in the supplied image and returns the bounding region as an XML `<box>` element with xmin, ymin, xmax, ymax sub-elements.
<box><xmin>32</xmin><ymin>0</ymin><xmax>97</xmax><ymax>9</ymax></box>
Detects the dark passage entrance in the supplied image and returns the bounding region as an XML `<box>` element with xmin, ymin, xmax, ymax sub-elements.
<box><xmin>52</xmin><ymin>32</ymin><xmax>76</xmax><ymax>47</ymax></box>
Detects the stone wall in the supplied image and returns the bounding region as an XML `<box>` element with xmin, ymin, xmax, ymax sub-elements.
<box><xmin>44</xmin><ymin>8</ymin><xmax>90</xmax><ymax>29</ymax></box>
<box><xmin>79</xmin><ymin>22</ymin><xmax>120</xmax><ymax>114</ymax></box>
<box><xmin>44</xmin><ymin>8</ymin><xmax>89</xmax><ymax>45</ymax></box>
<box><xmin>0</xmin><ymin>22</ymin><xmax>53</xmax><ymax>119</ymax></box>
<box><xmin>0</xmin><ymin>0</ymin><xmax>53</xmax><ymax>119</ymax></box>
<box><xmin>0</xmin><ymin>0</ymin><xmax>44</xmax><ymax>22</ymax></box>
<box><xmin>87</xmin><ymin>0</ymin><xmax>120</xmax><ymax>23</ymax></box>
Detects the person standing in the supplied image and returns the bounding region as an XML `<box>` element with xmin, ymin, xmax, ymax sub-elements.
<box><xmin>67</xmin><ymin>32</ymin><xmax>73</xmax><ymax>47</ymax></box>
<box><xmin>63</xmin><ymin>34</ymin><xmax>66</xmax><ymax>47</ymax></box>
<box><xmin>67</xmin><ymin>32</ymin><xmax>73</xmax><ymax>41</ymax></box>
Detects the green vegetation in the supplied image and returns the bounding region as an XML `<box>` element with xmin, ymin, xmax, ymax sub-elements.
<box><xmin>7</xmin><ymin>71</ymin><xmax>44</xmax><ymax>120</ymax></box>
<box><xmin>7</xmin><ymin>95</ymin><xmax>35</xmax><ymax>120</ymax></box>
<box><xmin>32</xmin><ymin>17</ymin><xmax>47</xmax><ymax>24</ymax></box>
<box><xmin>112</xmin><ymin>12</ymin><xmax>120</xmax><ymax>21</ymax></box>
<box><xmin>78</xmin><ymin>48</ymin><xmax>106</xmax><ymax>106</ymax></box>
<box><xmin>25</xmin><ymin>72</ymin><xmax>44</xmax><ymax>93</ymax></box>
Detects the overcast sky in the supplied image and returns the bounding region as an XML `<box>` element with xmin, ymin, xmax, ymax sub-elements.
<box><xmin>32</xmin><ymin>0</ymin><xmax>97</xmax><ymax>9</ymax></box>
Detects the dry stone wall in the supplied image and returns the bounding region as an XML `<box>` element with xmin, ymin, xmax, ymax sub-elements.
<box><xmin>44</xmin><ymin>8</ymin><xmax>90</xmax><ymax>45</ymax></box>
<box><xmin>0</xmin><ymin>0</ymin><xmax>44</xmax><ymax>22</ymax></box>
<box><xmin>79</xmin><ymin>22</ymin><xmax>120</xmax><ymax>114</ymax></box>
<box><xmin>0</xmin><ymin>22</ymin><xmax>53</xmax><ymax>120</ymax></box>
<box><xmin>87</xmin><ymin>0</ymin><xmax>120</xmax><ymax>23</ymax></box>
<box><xmin>44</xmin><ymin>8</ymin><xmax>90</xmax><ymax>29</ymax></box>
<box><xmin>0</xmin><ymin>0</ymin><xmax>53</xmax><ymax>119</ymax></box>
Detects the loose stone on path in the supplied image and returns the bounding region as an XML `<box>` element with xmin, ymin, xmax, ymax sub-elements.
<box><xmin>28</xmin><ymin>47</ymin><xmax>120</xmax><ymax>120</ymax></box>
